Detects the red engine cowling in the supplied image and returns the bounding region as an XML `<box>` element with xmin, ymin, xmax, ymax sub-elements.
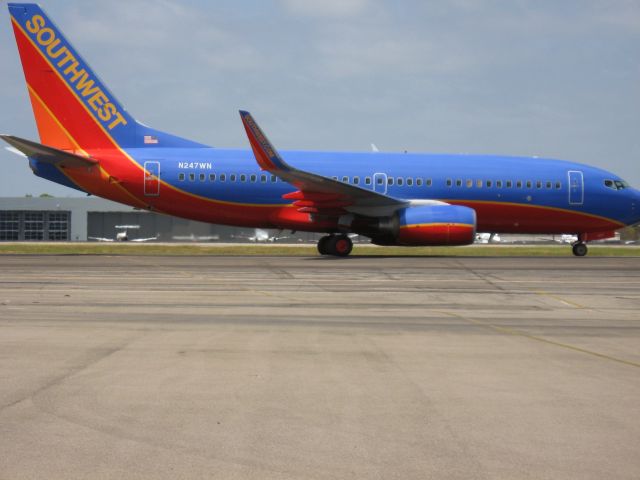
<box><xmin>395</xmin><ymin>205</ymin><xmax>477</xmax><ymax>246</ymax></box>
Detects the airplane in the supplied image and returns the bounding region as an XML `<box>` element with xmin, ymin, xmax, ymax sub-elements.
<box><xmin>475</xmin><ymin>233</ymin><xmax>501</xmax><ymax>244</ymax></box>
<box><xmin>89</xmin><ymin>225</ymin><xmax>157</xmax><ymax>243</ymax></box>
<box><xmin>230</xmin><ymin>228</ymin><xmax>290</xmax><ymax>243</ymax></box>
<box><xmin>248</xmin><ymin>229</ymin><xmax>290</xmax><ymax>243</ymax></box>
<box><xmin>2</xmin><ymin>3</ymin><xmax>639</xmax><ymax>257</ymax></box>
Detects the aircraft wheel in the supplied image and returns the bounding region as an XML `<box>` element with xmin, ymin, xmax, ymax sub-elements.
<box><xmin>317</xmin><ymin>235</ymin><xmax>332</xmax><ymax>255</ymax></box>
<box><xmin>572</xmin><ymin>242</ymin><xmax>588</xmax><ymax>257</ymax></box>
<box><xmin>328</xmin><ymin>235</ymin><xmax>353</xmax><ymax>257</ymax></box>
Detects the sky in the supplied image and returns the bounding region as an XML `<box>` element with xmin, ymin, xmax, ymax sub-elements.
<box><xmin>0</xmin><ymin>0</ymin><xmax>639</xmax><ymax>197</ymax></box>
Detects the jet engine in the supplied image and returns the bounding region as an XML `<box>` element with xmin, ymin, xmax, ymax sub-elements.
<box><xmin>368</xmin><ymin>205</ymin><xmax>477</xmax><ymax>246</ymax></box>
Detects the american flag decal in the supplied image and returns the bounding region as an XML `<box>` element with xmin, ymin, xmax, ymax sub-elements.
<box><xmin>144</xmin><ymin>135</ymin><xmax>158</xmax><ymax>144</ymax></box>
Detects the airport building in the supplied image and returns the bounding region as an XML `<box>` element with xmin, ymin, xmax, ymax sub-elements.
<box><xmin>0</xmin><ymin>197</ymin><xmax>319</xmax><ymax>243</ymax></box>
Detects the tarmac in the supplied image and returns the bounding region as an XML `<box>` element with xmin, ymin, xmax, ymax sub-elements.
<box><xmin>0</xmin><ymin>254</ymin><xmax>639</xmax><ymax>480</ymax></box>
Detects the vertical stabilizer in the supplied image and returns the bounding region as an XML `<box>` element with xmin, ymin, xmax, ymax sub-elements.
<box><xmin>8</xmin><ymin>3</ymin><xmax>205</xmax><ymax>151</ymax></box>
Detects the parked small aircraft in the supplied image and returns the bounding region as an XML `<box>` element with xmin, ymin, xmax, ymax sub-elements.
<box><xmin>89</xmin><ymin>225</ymin><xmax>157</xmax><ymax>243</ymax></box>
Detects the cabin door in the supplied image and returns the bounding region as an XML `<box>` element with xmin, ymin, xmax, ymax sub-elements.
<box><xmin>568</xmin><ymin>170</ymin><xmax>583</xmax><ymax>205</ymax></box>
<box><xmin>144</xmin><ymin>161</ymin><xmax>160</xmax><ymax>197</ymax></box>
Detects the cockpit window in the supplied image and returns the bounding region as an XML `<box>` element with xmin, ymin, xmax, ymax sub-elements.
<box><xmin>604</xmin><ymin>179</ymin><xmax>629</xmax><ymax>190</ymax></box>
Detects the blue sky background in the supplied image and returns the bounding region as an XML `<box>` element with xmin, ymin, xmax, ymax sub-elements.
<box><xmin>1</xmin><ymin>0</ymin><xmax>638</xmax><ymax>196</ymax></box>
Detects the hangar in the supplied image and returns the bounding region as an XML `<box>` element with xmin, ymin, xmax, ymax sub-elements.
<box><xmin>0</xmin><ymin>197</ymin><xmax>265</xmax><ymax>242</ymax></box>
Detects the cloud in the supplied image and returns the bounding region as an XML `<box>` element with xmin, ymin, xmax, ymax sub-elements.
<box><xmin>310</xmin><ymin>24</ymin><xmax>476</xmax><ymax>79</ymax></box>
<box><xmin>280</xmin><ymin>0</ymin><xmax>372</xmax><ymax>17</ymax></box>
<box><xmin>61</xmin><ymin>0</ymin><xmax>265</xmax><ymax>73</ymax></box>
<box><xmin>1</xmin><ymin>0</ymin><xmax>639</xmax><ymax>195</ymax></box>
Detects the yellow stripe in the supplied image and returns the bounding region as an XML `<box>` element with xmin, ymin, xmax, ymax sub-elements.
<box><xmin>27</xmin><ymin>84</ymin><xmax>89</xmax><ymax>157</ymax></box>
<box><xmin>446</xmin><ymin>198</ymin><xmax>624</xmax><ymax>228</ymax></box>
<box><xmin>400</xmin><ymin>222</ymin><xmax>474</xmax><ymax>229</ymax></box>
<box><xmin>437</xmin><ymin>310</ymin><xmax>640</xmax><ymax>369</ymax></box>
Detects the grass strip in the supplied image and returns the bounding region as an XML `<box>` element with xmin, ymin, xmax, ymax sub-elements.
<box><xmin>0</xmin><ymin>243</ymin><xmax>638</xmax><ymax>256</ymax></box>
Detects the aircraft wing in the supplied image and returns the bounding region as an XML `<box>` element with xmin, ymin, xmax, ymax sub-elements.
<box><xmin>0</xmin><ymin>135</ymin><xmax>98</xmax><ymax>168</ymax></box>
<box><xmin>130</xmin><ymin>237</ymin><xmax>158</xmax><ymax>242</ymax></box>
<box><xmin>88</xmin><ymin>237</ymin><xmax>114</xmax><ymax>242</ymax></box>
<box><xmin>239</xmin><ymin>111</ymin><xmax>408</xmax><ymax>216</ymax></box>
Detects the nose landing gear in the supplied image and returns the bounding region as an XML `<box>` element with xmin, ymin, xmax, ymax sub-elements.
<box><xmin>317</xmin><ymin>234</ymin><xmax>353</xmax><ymax>257</ymax></box>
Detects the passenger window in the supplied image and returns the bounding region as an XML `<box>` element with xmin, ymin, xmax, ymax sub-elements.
<box><xmin>220</xmin><ymin>174</ymin><xmax>226</xmax><ymax>182</ymax></box>
<box><xmin>240</xmin><ymin>174</ymin><xmax>246</xmax><ymax>182</ymax></box>
<box><xmin>250</xmin><ymin>174</ymin><xmax>257</xmax><ymax>182</ymax></box>
<box><xmin>426</xmin><ymin>179</ymin><xmax>432</xmax><ymax>187</ymax></box>
<box><xmin>407</xmin><ymin>178</ymin><xmax>413</xmax><ymax>186</ymax></box>
<box><xmin>456</xmin><ymin>179</ymin><xmax>462</xmax><ymax>187</ymax></box>
<box><xmin>230</xmin><ymin>174</ymin><xmax>236</xmax><ymax>182</ymax></box>
<box><xmin>342</xmin><ymin>176</ymin><xmax>349</xmax><ymax>183</ymax></box>
<box><xmin>388</xmin><ymin>177</ymin><xmax>395</xmax><ymax>186</ymax></box>
<box><xmin>209</xmin><ymin>173</ymin><xmax>216</xmax><ymax>182</ymax></box>
<box><xmin>525</xmin><ymin>180</ymin><xmax>532</xmax><ymax>188</ymax></box>
<box><xmin>416</xmin><ymin>178</ymin><xmax>423</xmax><ymax>186</ymax></box>
<box><xmin>506</xmin><ymin>180</ymin><xmax>512</xmax><ymax>188</ymax></box>
<box><xmin>332</xmin><ymin>176</ymin><xmax>338</xmax><ymax>181</ymax></box>
<box><xmin>446</xmin><ymin>179</ymin><xmax>452</xmax><ymax>187</ymax></box>
<box><xmin>365</xmin><ymin>177</ymin><xmax>371</xmax><ymax>185</ymax></box>
<box><xmin>397</xmin><ymin>178</ymin><xmax>404</xmax><ymax>186</ymax></box>
<box><xmin>261</xmin><ymin>174</ymin><xmax>267</xmax><ymax>183</ymax></box>
<box><xmin>546</xmin><ymin>181</ymin><xmax>552</xmax><ymax>189</ymax></box>
<box><xmin>377</xmin><ymin>177</ymin><xmax>384</xmax><ymax>185</ymax></box>
<box><xmin>516</xmin><ymin>181</ymin><xmax>523</xmax><ymax>188</ymax></box>
<box><xmin>353</xmin><ymin>177</ymin><xmax>360</xmax><ymax>185</ymax></box>
<box><xmin>486</xmin><ymin>180</ymin><xmax>492</xmax><ymax>188</ymax></box>
<box><xmin>536</xmin><ymin>180</ymin><xmax>542</xmax><ymax>188</ymax></box>
<box><xmin>466</xmin><ymin>179</ymin><xmax>473</xmax><ymax>188</ymax></box>
<box><xmin>555</xmin><ymin>181</ymin><xmax>561</xmax><ymax>189</ymax></box>
<box><xmin>271</xmin><ymin>175</ymin><xmax>277</xmax><ymax>183</ymax></box>
<box><xmin>189</xmin><ymin>173</ymin><xmax>195</xmax><ymax>181</ymax></box>
<box><xmin>476</xmin><ymin>179</ymin><xmax>482</xmax><ymax>188</ymax></box>
<box><xmin>496</xmin><ymin>180</ymin><xmax>502</xmax><ymax>188</ymax></box>
<box><xmin>178</xmin><ymin>173</ymin><xmax>185</xmax><ymax>181</ymax></box>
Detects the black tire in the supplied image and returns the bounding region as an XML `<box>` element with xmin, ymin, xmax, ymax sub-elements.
<box><xmin>317</xmin><ymin>235</ymin><xmax>331</xmax><ymax>255</ymax></box>
<box><xmin>572</xmin><ymin>243</ymin><xmax>588</xmax><ymax>257</ymax></box>
<box><xmin>328</xmin><ymin>235</ymin><xmax>353</xmax><ymax>257</ymax></box>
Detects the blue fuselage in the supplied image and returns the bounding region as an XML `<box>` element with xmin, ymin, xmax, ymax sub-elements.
<box><xmin>109</xmin><ymin>148</ymin><xmax>639</xmax><ymax>232</ymax></box>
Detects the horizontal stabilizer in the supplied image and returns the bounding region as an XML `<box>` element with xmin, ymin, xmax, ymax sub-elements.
<box><xmin>0</xmin><ymin>135</ymin><xmax>98</xmax><ymax>168</ymax></box>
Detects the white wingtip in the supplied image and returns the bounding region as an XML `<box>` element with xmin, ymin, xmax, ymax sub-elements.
<box><xmin>370</xmin><ymin>143</ymin><xmax>379</xmax><ymax>153</ymax></box>
<box><xmin>5</xmin><ymin>146</ymin><xmax>27</xmax><ymax>157</ymax></box>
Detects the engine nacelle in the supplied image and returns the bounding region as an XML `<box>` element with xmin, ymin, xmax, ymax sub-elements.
<box><xmin>371</xmin><ymin>205</ymin><xmax>476</xmax><ymax>246</ymax></box>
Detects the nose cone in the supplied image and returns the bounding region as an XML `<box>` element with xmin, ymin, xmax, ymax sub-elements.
<box><xmin>631</xmin><ymin>188</ymin><xmax>640</xmax><ymax>225</ymax></box>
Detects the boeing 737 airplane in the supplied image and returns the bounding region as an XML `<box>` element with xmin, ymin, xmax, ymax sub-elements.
<box><xmin>3</xmin><ymin>3</ymin><xmax>639</xmax><ymax>256</ymax></box>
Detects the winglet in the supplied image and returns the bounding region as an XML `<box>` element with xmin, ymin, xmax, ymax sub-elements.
<box><xmin>239</xmin><ymin>111</ymin><xmax>290</xmax><ymax>172</ymax></box>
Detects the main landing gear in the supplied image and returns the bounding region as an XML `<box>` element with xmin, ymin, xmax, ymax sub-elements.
<box><xmin>571</xmin><ymin>233</ymin><xmax>588</xmax><ymax>257</ymax></box>
<box><xmin>572</xmin><ymin>242</ymin><xmax>588</xmax><ymax>257</ymax></box>
<box><xmin>317</xmin><ymin>234</ymin><xmax>353</xmax><ymax>257</ymax></box>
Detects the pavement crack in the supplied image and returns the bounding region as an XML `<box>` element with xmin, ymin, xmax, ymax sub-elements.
<box><xmin>0</xmin><ymin>336</ymin><xmax>138</xmax><ymax>412</ymax></box>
